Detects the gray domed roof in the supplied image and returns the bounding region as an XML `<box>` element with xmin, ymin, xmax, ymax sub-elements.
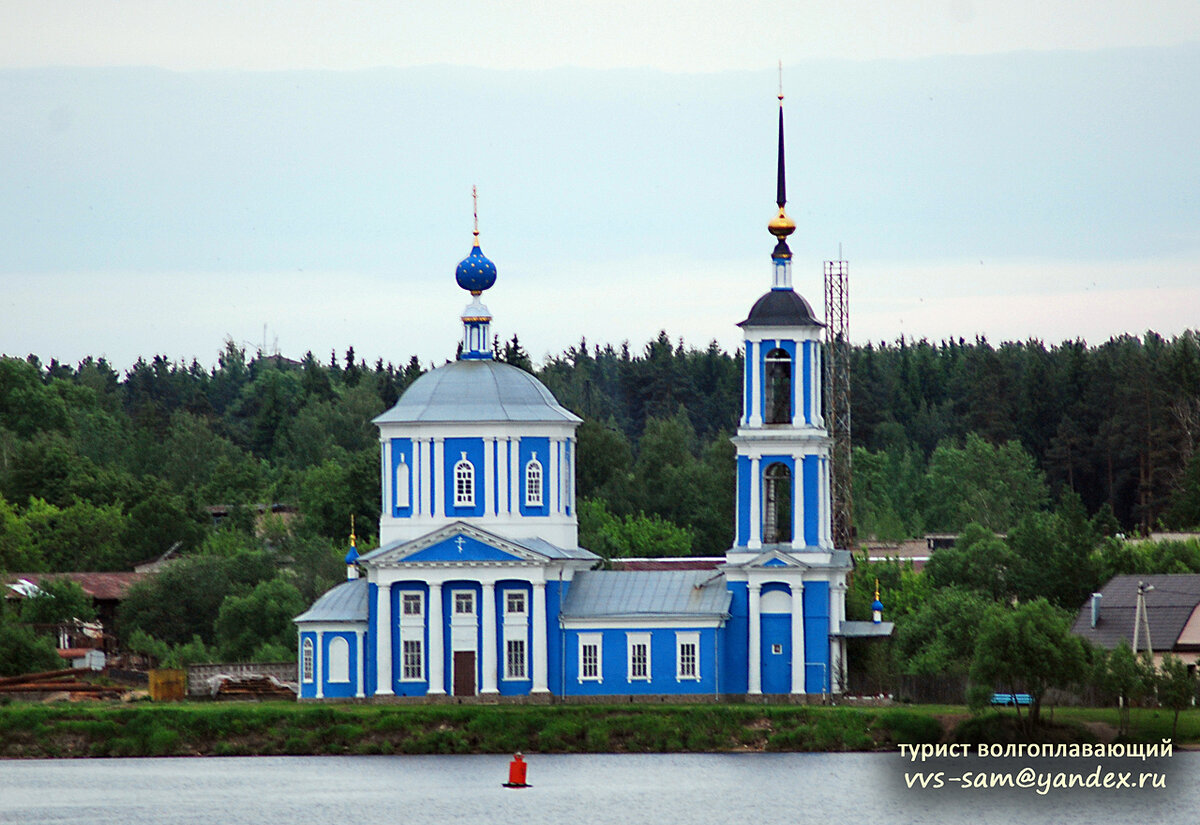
<box><xmin>373</xmin><ymin>359</ymin><xmax>581</xmax><ymax>424</ymax></box>
<box><xmin>738</xmin><ymin>289</ymin><xmax>824</xmax><ymax>328</ymax></box>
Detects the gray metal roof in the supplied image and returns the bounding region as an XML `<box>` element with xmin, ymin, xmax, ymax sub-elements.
<box><xmin>1072</xmin><ymin>574</ymin><xmax>1200</xmax><ymax>651</ymax></box>
<box><xmin>509</xmin><ymin>536</ymin><xmax>600</xmax><ymax>562</ymax></box>
<box><xmin>294</xmin><ymin>578</ymin><xmax>369</xmax><ymax>624</ymax></box>
<box><xmin>838</xmin><ymin>621</ymin><xmax>895</xmax><ymax>638</ymax></box>
<box><xmin>561</xmin><ymin>571</ymin><xmax>731</xmax><ymax>619</ymax></box>
<box><xmin>373</xmin><ymin>360</ymin><xmax>581</xmax><ymax>424</ymax></box>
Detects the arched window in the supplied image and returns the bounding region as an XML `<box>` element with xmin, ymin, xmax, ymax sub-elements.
<box><xmin>327</xmin><ymin>636</ymin><xmax>350</xmax><ymax>683</ymax></box>
<box><xmin>762</xmin><ymin>462</ymin><xmax>793</xmax><ymax>544</ymax></box>
<box><xmin>764</xmin><ymin>348</ymin><xmax>792</xmax><ymax>424</ymax></box>
<box><xmin>394</xmin><ymin>454</ymin><xmax>410</xmax><ymax>509</ymax></box>
<box><xmin>301</xmin><ymin>638</ymin><xmax>314</xmax><ymax>683</ymax></box>
<box><xmin>454</xmin><ymin>453</ymin><xmax>475</xmax><ymax>507</ymax></box>
<box><xmin>525</xmin><ymin>453</ymin><xmax>543</xmax><ymax>507</ymax></box>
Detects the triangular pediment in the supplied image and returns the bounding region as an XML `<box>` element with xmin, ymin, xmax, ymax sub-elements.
<box><xmin>360</xmin><ymin>522</ymin><xmax>547</xmax><ymax>567</ymax></box>
<box><xmin>739</xmin><ymin>548</ymin><xmax>810</xmax><ymax>569</ymax></box>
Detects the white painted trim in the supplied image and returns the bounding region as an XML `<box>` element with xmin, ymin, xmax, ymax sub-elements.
<box><xmin>375</xmin><ymin>583</ymin><xmax>393</xmax><ymax>696</ymax></box>
<box><xmin>427</xmin><ymin>582</ymin><xmax>445</xmax><ymax>695</ymax></box>
<box><xmin>675</xmin><ymin>631</ymin><xmax>700</xmax><ymax>681</ymax></box>
<box><xmin>531</xmin><ymin>581</ymin><xmax>549</xmax><ymax>693</ymax></box>
<box><xmin>578</xmin><ymin>632</ymin><xmax>602</xmax><ymax>683</ymax></box>
<box><xmin>561</xmin><ymin>616</ymin><xmax>724</xmax><ymax>630</ymax></box>
<box><xmin>626</xmin><ymin>632</ymin><xmax>651</xmax><ymax>682</ymax></box>
<box><xmin>480</xmin><ymin>582</ymin><xmax>498</xmax><ymax>694</ymax></box>
<box><xmin>748</xmin><ymin>583</ymin><xmax>762</xmax><ymax>695</ymax></box>
<box><xmin>790</xmin><ymin>583</ymin><xmax>805</xmax><ymax>695</ymax></box>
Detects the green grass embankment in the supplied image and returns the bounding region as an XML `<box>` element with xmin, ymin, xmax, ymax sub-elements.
<box><xmin>2</xmin><ymin>702</ymin><xmax>1196</xmax><ymax>758</ymax></box>
<box><xmin>0</xmin><ymin>702</ymin><xmax>944</xmax><ymax>758</ymax></box>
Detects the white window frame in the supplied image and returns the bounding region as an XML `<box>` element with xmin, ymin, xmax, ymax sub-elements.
<box><xmin>301</xmin><ymin>637</ymin><xmax>314</xmax><ymax>683</ymax></box>
<box><xmin>525</xmin><ymin>453</ymin><xmax>543</xmax><ymax>507</ymax></box>
<box><xmin>578</xmin><ymin>633</ymin><xmax>602</xmax><ymax>682</ymax></box>
<box><xmin>505</xmin><ymin>590</ymin><xmax>527</xmax><ymax>616</ymax></box>
<box><xmin>627</xmin><ymin>632</ymin><xmax>651</xmax><ymax>682</ymax></box>
<box><xmin>505</xmin><ymin>638</ymin><xmax>528</xmax><ymax>680</ymax></box>
<box><xmin>454</xmin><ymin>591</ymin><xmax>475</xmax><ymax>616</ymax></box>
<box><xmin>675</xmin><ymin>631</ymin><xmax>700</xmax><ymax>681</ymax></box>
<box><xmin>401</xmin><ymin>638</ymin><xmax>424</xmax><ymax>681</ymax></box>
<box><xmin>402</xmin><ymin>592</ymin><xmax>424</xmax><ymax>617</ymax></box>
<box><xmin>454</xmin><ymin>453</ymin><xmax>475</xmax><ymax>507</ymax></box>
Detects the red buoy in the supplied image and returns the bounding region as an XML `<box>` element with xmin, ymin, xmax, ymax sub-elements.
<box><xmin>503</xmin><ymin>752</ymin><xmax>530</xmax><ymax>788</ymax></box>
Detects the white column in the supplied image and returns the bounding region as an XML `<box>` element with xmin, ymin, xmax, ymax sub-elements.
<box><xmin>748</xmin><ymin>456</ymin><xmax>762</xmax><ymax>549</ymax></box>
<box><xmin>355</xmin><ymin>629</ymin><xmax>366</xmax><ymax>698</ymax></box>
<box><xmin>484</xmin><ymin>436</ymin><xmax>495</xmax><ymax>517</ymax></box>
<box><xmin>315</xmin><ymin>632</ymin><xmax>324</xmax><ymax>699</ymax></box>
<box><xmin>375</xmin><ymin>583</ymin><xmax>393</xmax><ymax>696</ymax></box>
<box><xmin>822</xmin><ymin>458</ymin><xmax>832</xmax><ymax>548</ymax></box>
<box><xmin>830</xmin><ymin>582</ymin><xmax>845</xmax><ymax>694</ymax></box>
<box><xmin>747</xmin><ymin>341</ymin><xmax>762</xmax><ymax>426</ymax></box>
<box><xmin>568</xmin><ymin>438</ymin><xmax>576</xmax><ymax>514</ymax></box>
<box><xmin>748</xmin><ymin>582</ymin><xmax>762</xmax><ymax>695</ymax></box>
<box><xmin>793</xmin><ymin>457</ymin><xmax>804</xmax><ymax>549</ymax></box>
<box><xmin>433</xmin><ymin>438</ymin><xmax>444</xmax><ymax>517</ymax></box>
<box><xmin>531</xmin><ymin>581</ymin><xmax>549</xmax><ymax>694</ymax></box>
<box><xmin>481</xmin><ymin>581</ymin><xmax>499</xmax><ymax>694</ymax></box>
<box><xmin>428</xmin><ymin>583</ymin><xmax>445</xmax><ymax>695</ymax></box>
<box><xmin>790</xmin><ymin>582</ymin><xmax>806</xmax><ymax>695</ymax></box>
<box><xmin>381</xmin><ymin>440</ymin><xmax>390</xmax><ymax>517</ymax></box>
<box><xmin>414</xmin><ymin>439</ymin><xmax>422</xmax><ymax>516</ymax></box>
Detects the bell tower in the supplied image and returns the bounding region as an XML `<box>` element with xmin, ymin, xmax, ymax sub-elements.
<box><xmin>731</xmin><ymin>93</ymin><xmax>832</xmax><ymax>553</ymax></box>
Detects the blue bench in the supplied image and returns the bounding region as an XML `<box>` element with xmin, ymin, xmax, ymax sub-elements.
<box><xmin>990</xmin><ymin>692</ymin><xmax>1033</xmax><ymax>706</ymax></box>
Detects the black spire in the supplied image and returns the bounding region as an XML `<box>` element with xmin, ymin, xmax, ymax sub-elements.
<box><xmin>776</xmin><ymin>99</ymin><xmax>786</xmax><ymax>209</ymax></box>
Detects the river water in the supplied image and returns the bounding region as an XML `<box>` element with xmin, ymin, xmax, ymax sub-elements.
<box><xmin>0</xmin><ymin>752</ymin><xmax>1195</xmax><ymax>825</ymax></box>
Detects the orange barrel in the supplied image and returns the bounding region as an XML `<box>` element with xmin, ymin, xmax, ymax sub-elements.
<box><xmin>508</xmin><ymin>753</ymin><xmax>527</xmax><ymax>786</ymax></box>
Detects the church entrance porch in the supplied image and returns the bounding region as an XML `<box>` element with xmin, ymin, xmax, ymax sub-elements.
<box><xmin>453</xmin><ymin>651</ymin><xmax>477</xmax><ymax>696</ymax></box>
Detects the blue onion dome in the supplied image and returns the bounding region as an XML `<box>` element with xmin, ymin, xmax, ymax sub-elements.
<box><xmin>455</xmin><ymin>233</ymin><xmax>497</xmax><ymax>295</ymax></box>
<box><xmin>345</xmin><ymin>545</ymin><xmax>359</xmax><ymax>565</ymax></box>
<box><xmin>872</xmin><ymin>599</ymin><xmax>884</xmax><ymax>612</ymax></box>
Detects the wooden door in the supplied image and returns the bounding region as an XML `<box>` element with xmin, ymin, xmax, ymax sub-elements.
<box><xmin>453</xmin><ymin>651</ymin><xmax>476</xmax><ymax>696</ymax></box>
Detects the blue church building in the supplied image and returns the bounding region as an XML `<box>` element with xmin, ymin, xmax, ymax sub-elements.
<box><xmin>294</xmin><ymin>102</ymin><xmax>873</xmax><ymax>701</ymax></box>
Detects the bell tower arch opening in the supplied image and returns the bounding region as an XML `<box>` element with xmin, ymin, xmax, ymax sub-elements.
<box><xmin>762</xmin><ymin>461</ymin><xmax>793</xmax><ymax>544</ymax></box>
<box><xmin>763</xmin><ymin>348</ymin><xmax>792</xmax><ymax>424</ymax></box>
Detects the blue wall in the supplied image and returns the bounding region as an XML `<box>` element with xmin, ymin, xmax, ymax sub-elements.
<box><xmin>365</xmin><ymin>583</ymin><xmax>378</xmax><ymax>696</ymax></box>
<box><xmin>546</xmin><ymin>579</ymin><xmax>565</xmax><ymax>694</ymax></box>
<box><xmin>518</xmin><ymin>437</ymin><xmax>551</xmax><ymax>517</ymax></box>
<box><xmin>390</xmin><ymin>437</ymin><xmax>414</xmax><ymax>517</ymax></box>
<box><xmin>721</xmin><ymin>581</ymin><xmax>749</xmax><ymax>695</ymax></box>
<box><xmin>560</xmin><ymin>626</ymin><xmax>718</xmax><ymax>696</ymax></box>
<box><xmin>801</xmin><ymin>341</ymin><xmax>813</xmax><ymax>425</ymax></box>
<box><xmin>496</xmin><ymin>580</ymin><xmax>532</xmax><ymax>696</ymax></box>
<box><xmin>320</xmin><ymin>631</ymin><xmax>359</xmax><ymax>698</ymax></box>
<box><xmin>803</xmin><ymin>581</ymin><xmax>830</xmax><ymax>692</ymax></box>
<box><xmin>444</xmin><ymin>438</ymin><xmax>486</xmax><ymax>518</ymax></box>
<box><xmin>736</xmin><ymin>456</ymin><xmax>751</xmax><ymax>547</ymax></box>
<box><xmin>803</xmin><ymin>456</ymin><xmax>819</xmax><ymax>546</ymax></box>
<box><xmin>391</xmin><ymin>582</ymin><xmax>429</xmax><ymax>697</ymax></box>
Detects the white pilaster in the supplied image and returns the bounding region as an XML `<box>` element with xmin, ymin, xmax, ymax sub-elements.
<box><xmin>748</xmin><ymin>582</ymin><xmax>762</xmax><ymax>695</ymax></box>
<box><xmin>532</xmin><ymin>581</ymin><xmax>550</xmax><ymax>693</ymax></box>
<box><xmin>481</xmin><ymin>582</ymin><xmax>499</xmax><ymax>694</ymax></box>
<box><xmin>500</xmin><ymin>437</ymin><xmax>510</xmax><ymax>514</ymax></box>
<box><xmin>427</xmin><ymin>583</ymin><xmax>445</xmax><ymax>695</ymax></box>
<box><xmin>381</xmin><ymin>440</ymin><xmax>390</xmax><ymax>517</ymax></box>
<box><xmin>510</xmin><ymin>438</ymin><xmax>520</xmax><ymax>513</ymax></box>
<box><xmin>375</xmin><ymin>583</ymin><xmax>393</xmax><ymax>696</ymax></box>
<box><xmin>433</xmin><ymin>438</ymin><xmax>444</xmax><ymax>516</ymax></box>
<box><xmin>793</xmin><ymin>457</ymin><xmax>805</xmax><ymax>549</ymax></box>
<box><xmin>790</xmin><ymin>583</ymin><xmax>805</xmax><ymax>694</ymax></box>
<box><xmin>315</xmin><ymin>632</ymin><xmax>324</xmax><ymax>699</ymax></box>
<box><xmin>484</xmin><ymin>436</ymin><xmax>495</xmax><ymax>517</ymax></box>
<box><xmin>748</xmin><ymin>456</ymin><xmax>762</xmax><ymax>549</ymax></box>
<box><xmin>355</xmin><ymin>629</ymin><xmax>366</xmax><ymax>698</ymax></box>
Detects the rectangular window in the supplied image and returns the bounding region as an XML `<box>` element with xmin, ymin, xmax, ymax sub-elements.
<box><xmin>401</xmin><ymin>639</ymin><xmax>424</xmax><ymax>680</ymax></box>
<box><xmin>771</xmin><ymin>643</ymin><xmax>783</xmax><ymax>655</ymax></box>
<box><xmin>505</xmin><ymin>591</ymin><xmax>526</xmax><ymax>615</ymax></box>
<box><xmin>454</xmin><ymin>591</ymin><xmax>475</xmax><ymax>615</ymax></box>
<box><xmin>627</xmin><ymin>632</ymin><xmax>651</xmax><ymax>682</ymax></box>
<box><xmin>676</xmin><ymin>632</ymin><xmax>700</xmax><ymax>680</ymax></box>
<box><xmin>579</xmin><ymin>633</ymin><xmax>602</xmax><ymax>682</ymax></box>
<box><xmin>506</xmin><ymin>638</ymin><xmax>527</xmax><ymax>680</ymax></box>
<box><xmin>402</xmin><ymin>592</ymin><xmax>423</xmax><ymax>616</ymax></box>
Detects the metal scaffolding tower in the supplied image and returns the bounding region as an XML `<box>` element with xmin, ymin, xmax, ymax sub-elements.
<box><xmin>824</xmin><ymin>258</ymin><xmax>854</xmax><ymax>552</ymax></box>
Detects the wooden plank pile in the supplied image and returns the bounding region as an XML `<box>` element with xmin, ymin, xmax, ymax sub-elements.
<box><xmin>0</xmin><ymin>668</ymin><xmax>123</xmax><ymax>698</ymax></box>
<box><xmin>214</xmin><ymin>675</ymin><xmax>296</xmax><ymax>701</ymax></box>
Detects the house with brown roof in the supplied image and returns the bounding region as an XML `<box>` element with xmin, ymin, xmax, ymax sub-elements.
<box><xmin>1071</xmin><ymin>574</ymin><xmax>1200</xmax><ymax>670</ymax></box>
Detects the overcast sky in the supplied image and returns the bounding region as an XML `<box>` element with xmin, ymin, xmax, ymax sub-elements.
<box><xmin>2</xmin><ymin>2</ymin><xmax>1198</xmax><ymax>370</ymax></box>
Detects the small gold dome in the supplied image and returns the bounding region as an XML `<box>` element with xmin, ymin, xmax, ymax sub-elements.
<box><xmin>768</xmin><ymin>206</ymin><xmax>796</xmax><ymax>239</ymax></box>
